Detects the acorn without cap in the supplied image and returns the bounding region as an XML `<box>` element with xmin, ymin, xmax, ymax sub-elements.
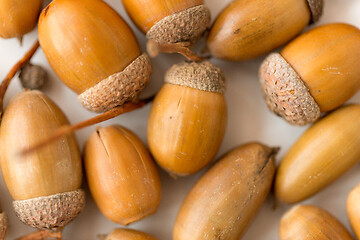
<box><xmin>0</xmin><ymin>90</ymin><xmax>84</xmax><ymax>231</ymax></box>
<box><xmin>103</xmin><ymin>228</ymin><xmax>158</xmax><ymax>240</ymax></box>
<box><xmin>279</xmin><ymin>205</ymin><xmax>354</xmax><ymax>240</ymax></box>
<box><xmin>84</xmin><ymin>125</ymin><xmax>161</xmax><ymax>225</ymax></box>
<box><xmin>148</xmin><ymin>61</ymin><xmax>227</xmax><ymax>176</ymax></box>
<box><xmin>260</xmin><ymin>23</ymin><xmax>360</xmax><ymax>125</ymax></box>
<box><xmin>275</xmin><ymin>104</ymin><xmax>360</xmax><ymax>204</ymax></box>
<box><xmin>347</xmin><ymin>184</ymin><xmax>360</xmax><ymax>239</ymax></box>
<box><xmin>38</xmin><ymin>0</ymin><xmax>152</xmax><ymax>113</ymax></box>
<box><xmin>0</xmin><ymin>0</ymin><xmax>42</xmax><ymax>39</ymax></box>
<box><xmin>173</xmin><ymin>143</ymin><xmax>277</xmax><ymax>240</ymax></box>
<box><xmin>0</xmin><ymin>203</ymin><xmax>8</xmax><ymax>240</ymax></box>
<box><xmin>207</xmin><ymin>0</ymin><xmax>323</xmax><ymax>61</ymax></box>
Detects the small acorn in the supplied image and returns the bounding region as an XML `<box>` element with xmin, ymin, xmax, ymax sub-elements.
<box><xmin>0</xmin><ymin>90</ymin><xmax>84</xmax><ymax>231</ymax></box>
<box><xmin>0</xmin><ymin>204</ymin><xmax>8</xmax><ymax>240</ymax></box>
<box><xmin>173</xmin><ymin>143</ymin><xmax>277</xmax><ymax>240</ymax></box>
<box><xmin>279</xmin><ymin>205</ymin><xmax>354</xmax><ymax>240</ymax></box>
<box><xmin>207</xmin><ymin>0</ymin><xmax>323</xmax><ymax>61</ymax></box>
<box><xmin>347</xmin><ymin>184</ymin><xmax>360</xmax><ymax>239</ymax></box>
<box><xmin>38</xmin><ymin>0</ymin><xmax>152</xmax><ymax>113</ymax></box>
<box><xmin>275</xmin><ymin>105</ymin><xmax>360</xmax><ymax>204</ymax></box>
<box><xmin>84</xmin><ymin>125</ymin><xmax>161</xmax><ymax>225</ymax></box>
<box><xmin>148</xmin><ymin>61</ymin><xmax>227</xmax><ymax>175</ymax></box>
<box><xmin>121</xmin><ymin>0</ymin><xmax>210</xmax><ymax>58</ymax></box>
<box><xmin>103</xmin><ymin>228</ymin><xmax>158</xmax><ymax>240</ymax></box>
<box><xmin>0</xmin><ymin>0</ymin><xmax>42</xmax><ymax>40</ymax></box>
<box><xmin>259</xmin><ymin>23</ymin><xmax>360</xmax><ymax>125</ymax></box>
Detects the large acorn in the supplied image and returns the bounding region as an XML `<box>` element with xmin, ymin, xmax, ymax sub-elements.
<box><xmin>84</xmin><ymin>125</ymin><xmax>161</xmax><ymax>225</ymax></box>
<box><xmin>275</xmin><ymin>104</ymin><xmax>360</xmax><ymax>204</ymax></box>
<box><xmin>173</xmin><ymin>143</ymin><xmax>277</xmax><ymax>240</ymax></box>
<box><xmin>207</xmin><ymin>0</ymin><xmax>323</xmax><ymax>61</ymax></box>
<box><xmin>260</xmin><ymin>23</ymin><xmax>360</xmax><ymax>125</ymax></box>
<box><xmin>0</xmin><ymin>90</ymin><xmax>84</xmax><ymax>231</ymax></box>
<box><xmin>0</xmin><ymin>0</ymin><xmax>42</xmax><ymax>39</ymax></box>
<box><xmin>148</xmin><ymin>61</ymin><xmax>227</xmax><ymax>175</ymax></box>
<box><xmin>0</xmin><ymin>203</ymin><xmax>8</xmax><ymax>240</ymax></box>
<box><xmin>38</xmin><ymin>0</ymin><xmax>152</xmax><ymax>113</ymax></box>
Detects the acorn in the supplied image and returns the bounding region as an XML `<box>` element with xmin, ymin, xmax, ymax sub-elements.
<box><xmin>347</xmin><ymin>183</ymin><xmax>360</xmax><ymax>239</ymax></box>
<box><xmin>0</xmin><ymin>204</ymin><xmax>8</xmax><ymax>240</ymax></box>
<box><xmin>259</xmin><ymin>23</ymin><xmax>360</xmax><ymax>125</ymax></box>
<box><xmin>84</xmin><ymin>125</ymin><xmax>161</xmax><ymax>225</ymax></box>
<box><xmin>279</xmin><ymin>205</ymin><xmax>354</xmax><ymax>240</ymax></box>
<box><xmin>147</xmin><ymin>61</ymin><xmax>227</xmax><ymax>176</ymax></box>
<box><xmin>173</xmin><ymin>143</ymin><xmax>277</xmax><ymax>240</ymax></box>
<box><xmin>275</xmin><ymin>104</ymin><xmax>360</xmax><ymax>204</ymax></box>
<box><xmin>0</xmin><ymin>0</ymin><xmax>42</xmax><ymax>40</ymax></box>
<box><xmin>103</xmin><ymin>228</ymin><xmax>158</xmax><ymax>240</ymax></box>
<box><xmin>207</xmin><ymin>0</ymin><xmax>323</xmax><ymax>61</ymax></box>
<box><xmin>38</xmin><ymin>0</ymin><xmax>152</xmax><ymax>113</ymax></box>
<box><xmin>0</xmin><ymin>90</ymin><xmax>84</xmax><ymax>231</ymax></box>
<box><xmin>121</xmin><ymin>0</ymin><xmax>210</xmax><ymax>58</ymax></box>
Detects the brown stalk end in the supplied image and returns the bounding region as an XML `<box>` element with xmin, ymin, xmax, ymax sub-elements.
<box><xmin>16</xmin><ymin>229</ymin><xmax>62</xmax><ymax>240</ymax></box>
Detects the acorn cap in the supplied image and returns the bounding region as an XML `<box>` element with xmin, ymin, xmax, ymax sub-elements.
<box><xmin>78</xmin><ymin>53</ymin><xmax>152</xmax><ymax>113</ymax></box>
<box><xmin>13</xmin><ymin>189</ymin><xmax>85</xmax><ymax>230</ymax></box>
<box><xmin>0</xmin><ymin>212</ymin><xmax>8</xmax><ymax>240</ymax></box>
<box><xmin>165</xmin><ymin>61</ymin><xmax>225</xmax><ymax>94</ymax></box>
<box><xmin>259</xmin><ymin>53</ymin><xmax>320</xmax><ymax>126</ymax></box>
<box><xmin>146</xmin><ymin>5</ymin><xmax>211</xmax><ymax>44</ymax></box>
<box><xmin>306</xmin><ymin>0</ymin><xmax>323</xmax><ymax>23</ymax></box>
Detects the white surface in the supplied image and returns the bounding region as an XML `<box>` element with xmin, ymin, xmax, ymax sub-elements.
<box><xmin>0</xmin><ymin>0</ymin><xmax>360</xmax><ymax>239</ymax></box>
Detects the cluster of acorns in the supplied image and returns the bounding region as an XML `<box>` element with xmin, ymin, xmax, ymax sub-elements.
<box><xmin>0</xmin><ymin>0</ymin><xmax>359</xmax><ymax>239</ymax></box>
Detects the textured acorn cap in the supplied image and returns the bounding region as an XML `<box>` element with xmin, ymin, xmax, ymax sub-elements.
<box><xmin>165</xmin><ymin>61</ymin><xmax>225</xmax><ymax>94</ymax></box>
<box><xmin>13</xmin><ymin>189</ymin><xmax>85</xmax><ymax>230</ymax></box>
<box><xmin>306</xmin><ymin>0</ymin><xmax>324</xmax><ymax>23</ymax></box>
<box><xmin>0</xmin><ymin>212</ymin><xmax>8</xmax><ymax>240</ymax></box>
<box><xmin>78</xmin><ymin>53</ymin><xmax>152</xmax><ymax>113</ymax></box>
<box><xmin>146</xmin><ymin>5</ymin><xmax>211</xmax><ymax>44</ymax></box>
<box><xmin>259</xmin><ymin>53</ymin><xmax>320</xmax><ymax>126</ymax></box>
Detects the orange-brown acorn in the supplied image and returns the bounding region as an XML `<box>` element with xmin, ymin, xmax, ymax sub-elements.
<box><xmin>207</xmin><ymin>0</ymin><xmax>323</xmax><ymax>61</ymax></box>
<box><xmin>0</xmin><ymin>0</ymin><xmax>42</xmax><ymax>39</ymax></box>
<box><xmin>103</xmin><ymin>228</ymin><xmax>158</xmax><ymax>240</ymax></box>
<box><xmin>260</xmin><ymin>23</ymin><xmax>360</xmax><ymax>125</ymax></box>
<box><xmin>347</xmin><ymin>184</ymin><xmax>360</xmax><ymax>239</ymax></box>
<box><xmin>0</xmin><ymin>90</ymin><xmax>84</xmax><ymax>231</ymax></box>
<box><xmin>38</xmin><ymin>0</ymin><xmax>152</xmax><ymax>113</ymax></box>
<box><xmin>148</xmin><ymin>61</ymin><xmax>227</xmax><ymax>176</ymax></box>
<box><xmin>84</xmin><ymin>125</ymin><xmax>161</xmax><ymax>225</ymax></box>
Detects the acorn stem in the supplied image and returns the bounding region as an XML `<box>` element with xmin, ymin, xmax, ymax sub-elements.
<box><xmin>16</xmin><ymin>229</ymin><xmax>62</xmax><ymax>240</ymax></box>
<box><xmin>20</xmin><ymin>96</ymin><xmax>154</xmax><ymax>156</ymax></box>
<box><xmin>0</xmin><ymin>40</ymin><xmax>40</xmax><ymax>120</ymax></box>
<box><xmin>147</xmin><ymin>40</ymin><xmax>202</xmax><ymax>62</ymax></box>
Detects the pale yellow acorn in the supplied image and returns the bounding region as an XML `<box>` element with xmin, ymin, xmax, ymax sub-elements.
<box><xmin>280</xmin><ymin>205</ymin><xmax>354</xmax><ymax>240</ymax></box>
<box><xmin>347</xmin><ymin>183</ymin><xmax>360</xmax><ymax>239</ymax></box>
<box><xmin>104</xmin><ymin>228</ymin><xmax>158</xmax><ymax>240</ymax></box>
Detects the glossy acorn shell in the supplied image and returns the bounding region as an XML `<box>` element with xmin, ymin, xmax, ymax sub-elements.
<box><xmin>148</xmin><ymin>83</ymin><xmax>227</xmax><ymax>175</ymax></box>
<box><xmin>0</xmin><ymin>0</ymin><xmax>42</xmax><ymax>39</ymax></box>
<box><xmin>84</xmin><ymin>125</ymin><xmax>161</xmax><ymax>225</ymax></box>
<box><xmin>207</xmin><ymin>0</ymin><xmax>311</xmax><ymax>61</ymax></box>
<box><xmin>281</xmin><ymin>23</ymin><xmax>360</xmax><ymax>112</ymax></box>
<box><xmin>105</xmin><ymin>228</ymin><xmax>158</xmax><ymax>240</ymax></box>
<box><xmin>173</xmin><ymin>143</ymin><xmax>276</xmax><ymax>240</ymax></box>
<box><xmin>121</xmin><ymin>0</ymin><xmax>203</xmax><ymax>33</ymax></box>
<box><xmin>0</xmin><ymin>90</ymin><xmax>82</xmax><ymax>201</ymax></box>
<box><xmin>38</xmin><ymin>0</ymin><xmax>140</xmax><ymax>94</ymax></box>
<box><xmin>275</xmin><ymin>104</ymin><xmax>360</xmax><ymax>204</ymax></box>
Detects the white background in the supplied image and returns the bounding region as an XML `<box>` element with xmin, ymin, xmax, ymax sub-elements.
<box><xmin>0</xmin><ymin>0</ymin><xmax>360</xmax><ymax>239</ymax></box>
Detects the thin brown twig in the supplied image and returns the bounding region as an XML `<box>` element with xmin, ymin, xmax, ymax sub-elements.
<box><xmin>147</xmin><ymin>40</ymin><xmax>202</xmax><ymax>62</ymax></box>
<box><xmin>0</xmin><ymin>40</ymin><xmax>40</xmax><ymax>119</ymax></box>
<box><xmin>16</xmin><ymin>229</ymin><xmax>62</xmax><ymax>240</ymax></box>
<box><xmin>20</xmin><ymin>96</ymin><xmax>154</xmax><ymax>156</ymax></box>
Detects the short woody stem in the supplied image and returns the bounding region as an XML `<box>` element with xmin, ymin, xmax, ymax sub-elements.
<box><xmin>147</xmin><ymin>40</ymin><xmax>202</xmax><ymax>62</ymax></box>
<box><xmin>16</xmin><ymin>229</ymin><xmax>62</xmax><ymax>240</ymax></box>
<box><xmin>20</xmin><ymin>96</ymin><xmax>154</xmax><ymax>156</ymax></box>
<box><xmin>0</xmin><ymin>40</ymin><xmax>40</xmax><ymax>120</ymax></box>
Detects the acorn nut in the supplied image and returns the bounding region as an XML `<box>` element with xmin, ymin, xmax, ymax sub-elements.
<box><xmin>260</xmin><ymin>23</ymin><xmax>360</xmax><ymax>125</ymax></box>
<box><xmin>84</xmin><ymin>125</ymin><xmax>161</xmax><ymax>225</ymax></box>
<box><xmin>38</xmin><ymin>0</ymin><xmax>152</xmax><ymax>113</ymax></box>
<box><xmin>275</xmin><ymin>105</ymin><xmax>360</xmax><ymax>204</ymax></box>
<box><xmin>0</xmin><ymin>90</ymin><xmax>84</xmax><ymax>231</ymax></box>
<box><xmin>280</xmin><ymin>205</ymin><xmax>354</xmax><ymax>240</ymax></box>
<box><xmin>0</xmin><ymin>204</ymin><xmax>8</xmax><ymax>240</ymax></box>
<box><xmin>207</xmin><ymin>0</ymin><xmax>323</xmax><ymax>61</ymax></box>
<box><xmin>173</xmin><ymin>143</ymin><xmax>277</xmax><ymax>240</ymax></box>
<box><xmin>104</xmin><ymin>228</ymin><xmax>158</xmax><ymax>240</ymax></box>
<box><xmin>148</xmin><ymin>61</ymin><xmax>227</xmax><ymax>176</ymax></box>
<box><xmin>347</xmin><ymin>184</ymin><xmax>360</xmax><ymax>239</ymax></box>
